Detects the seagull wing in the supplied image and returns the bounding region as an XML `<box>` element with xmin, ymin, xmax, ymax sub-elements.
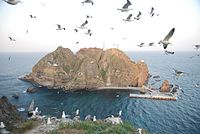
<box><xmin>163</xmin><ymin>28</ymin><xmax>175</xmax><ymax>41</ymax></box>
<box><xmin>127</xmin><ymin>14</ymin><xmax>132</xmax><ymax>20</ymax></box>
<box><xmin>56</xmin><ymin>24</ymin><xmax>61</xmax><ymax>29</ymax></box>
<box><xmin>123</xmin><ymin>0</ymin><xmax>131</xmax><ymax>9</ymax></box>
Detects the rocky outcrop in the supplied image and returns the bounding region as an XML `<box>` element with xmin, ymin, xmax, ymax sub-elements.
<box><xmin>160</xmin><ymin>80</ymin><xmax>170</xmax><ymax>92</ymax></box>
<box><xmin>0</xmin><ymin>96</ymin><xmax>23</xmax><ymax>130</ymax></box>
<box><xmin>27</xmin><ymin>87</ymin><xmax>38</xmax><ymax>93</ymax></box>
<box><xmin>22</xmin><ymin>46</ymin><xmax>149</xmax><ymax>90</ymax></box>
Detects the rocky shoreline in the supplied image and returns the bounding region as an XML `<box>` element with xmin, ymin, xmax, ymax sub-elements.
<box><xmin>20</xmin><ymin>47</ymin><xmax>149</xmax><ymax>91</ymax></box>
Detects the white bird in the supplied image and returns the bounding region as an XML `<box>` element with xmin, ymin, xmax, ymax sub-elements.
<box><xmin>55</xmin><ymin>24</ymin><xmax>65</xmax><ymax>30</ymax></box>
<box><xmin>47</xmin><ymin>117</ymin><xmax>52</xmax><ymax>125</ymax></box>
<box><xmin>134</xmin><ymin>11</ymin><xmax>142</xmax><ymax>20</ymax></box>
<box><xmin>32</xmin><ymin>110</ymin><xmax>36</xmax><ymax>116</ymax></box>
<box><xmin>158</xmin><ymin>28</ymin><xmax>175</xmax><ymax>49</ymax></box>
<box><xmin>149</xmin><ymin>7</ymin><xmax>154</xmax><ymax>15</ymax></box>
<box><xmin>76</xmin><ymin>109</ymin><xmax>79</xmax><ymax>116</ymax></box>
<box><xmin>138</xmin><ymin>43</ymin><xmax>145</xmax><ymax>47</ymax></box>
<box><xmin>172</xmin><ymin>68</ymin><xmax>186</xmax><ymax>76</ymax></box>
<box><xmin>123</xmin><ymin>14</ymin><xmax>133</xmax><ymax>22</ymax></box>
<box><xmin>81</xmin><ymin>0</ymin><xmax>94</xmax><ymax>5</ymax></box>
<box><xmin>62</xmin><ymin>111</ymin><xmax>66</xmax><ymax>119</ymax></box>
<box><xmin>35</xmin><ymin>107</ymin><xmax>38</xmax><ymax>113</ymax></box>
<box><xmin>165</xmin><ymin>50</ymin><xmax>175</xmax><ymax>55</ymax></box>
<box><xmin>0</xmin><ymin>122</ymin><xmax>5</xmax><ymax>129</ymax></box>
<box><xmin>138</xmin><ymin>128</ymin><xmax>142</xmax><ymax>134</ymax></box>
<box><xmin>93</xmin><ymin>116</ymin><xmax>96</xmax><ymax>121</ymax></box>
<box><xmin>8</xmin><ymin>36</ymin><xmax>16</xmax><ymax>41</ymax></box>
<box><xmin>80</xmin><ymin>20</ymin><xmax>88</xmax><ymax>28</ymax></box>
<box><xmin>3</xmin><ymin>0</ymin><xmax>22</xmax><ymax>5</ymax></box>
<box><xmin>118</xmin><ymin>110</ymin><xmax>122</xmax><ymax>117</ymax></box>
<box><xmin>30</xmin><ymin>15</ymin><xmax>36</xmax><ymax>19</ymax></box>
<box><xmin>194</xmin><ymin>44</ymin><xmax>200</xmax><ymax>50</ymax></box>
<box><xmin>85</xmin><ymin>29</ymin><xmax>92</xmax><ymax>36</ymax></box>
<box><xmin>117</xmin><ymin>0</ymin><xmax>132</xmax><ymax>12</ymax></box>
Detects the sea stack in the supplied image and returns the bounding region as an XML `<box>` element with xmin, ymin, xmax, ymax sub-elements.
<box><xmin>22</xmin><ymin>46</ymin><xmax>149</xmax><ymax>90</ymax></box>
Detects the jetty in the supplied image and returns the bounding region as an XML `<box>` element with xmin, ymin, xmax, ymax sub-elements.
<box><xmin>96</xmin><ymin>86</ymin><xmax>142</xmax><ymax>91</ymax></box>
<box><xmin>129</xmin><ymin>90</ymin><xmax>177</xmax><ymax>101</ymax></box>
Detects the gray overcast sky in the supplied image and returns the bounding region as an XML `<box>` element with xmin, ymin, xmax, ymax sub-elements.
<box><xmin>0</xmin><ymin>0</ymin><xmax>200</xmax><ymax>52</ymax></box>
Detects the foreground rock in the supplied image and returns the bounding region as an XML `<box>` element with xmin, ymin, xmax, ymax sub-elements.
<box><xmin>160</xmin><ymin>80</ymin><xmax>170</xmax><ymax>92</ymax></box>
<box><xmin>22</xmin><ymin>46</ymin><xmax>149</xmax><ymax>90</ymax></box>
<box><xmin>0</xmin><ymin>96</ymin><xmax>23</xmax><ymax>131</ymax></box>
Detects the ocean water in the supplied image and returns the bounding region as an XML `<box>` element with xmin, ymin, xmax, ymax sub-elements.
<box><xmin>0</xmin><ymin>51</ymin><xmax>200</xmax><ymax>134</ymax></box>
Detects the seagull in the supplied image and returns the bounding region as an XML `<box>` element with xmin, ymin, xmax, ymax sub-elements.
<box><xmin>75</xmin><ymin>41</ymin><xmax>79</xmax><ymax>44</ymax></box>
<box><xmin>26</xmin><ymin>29</ymin><xmax>28</xmax><ymax>34</ymax></box>
<box><xmin>30</xmin><ymin>15</ymin><xmax>36</xmax><ymax>18</ymax></box>
<box><xmin>134</xmin><ymin>11</ymin><xmax>142</xmax><ymax>20</ymax></box>
<box><xmin>80</xmin><ymin>20</ymin><xmax>88</xmax><ymax>28</ymax></box>
<box><xmin>148</xmin><ymin>42</ymin><xmax>155</xmax><ymax>46</ymax></box>
<box><xmin>3</xmin><ymin>0</ymin><xmax>22</xmax><ymax>5</ymax></box>
<box><xmin>138</xmin><ymin>43</ymin><xmax>145</xmax><ymax>47</ymax></box>
<box><xmin>62</xmin><ymin>111</ymin><xmax>66</xmax><ymax>119</ymax></box>
<box><xmin>149</xmin><ymin>7</ymin><xmax>154</xmax><ymax>15</ymax></box>
<box><xmin>118</xmin><ymin>110</ymin><xmax>122</xmax><ymax>117</ymax></box>
<box><xmin>123</xmin><ymin>14</ymin><xmax>133</xmax><ymax>22</ymax></box>
<box><xmin>193</xmin><ymin>83</ymin><xmax>200</xmax><ymax>88</ymax></box>
<box><xmin>0</xmin><ymin>122</ymin><xmax>5</xmax><ymax>129</ymax></box>
<box><xmin>47</xmin><ymin>117</ymin><xmax>52</xmax><ymax>125</ymax></box>
<box><xmin>81</xmin><ymin>0</ymin><xmax>94</xmax><ymax>5</ymax></box>
<box><xmin>194</xmin><ymin>44</ymin><xmax>200</xmax><ymax>50</ymax></box>
<box><xmin>85</xmin><ymin>29</ymin><xmax>92</xmax><ymax>36</ymax></box>
<box><xmin>158</xmin><ymin>28</ymin><xmax>175</xmax><ymax>49</ymax></box>
<box><xmin>93</xmin><ymin>116</ymin><xmax>96</xmax><ymax>121</ymax></box>
<box><xmin>76</xmin><ymin>109</ymin><xmax>79</xmax><ymax>116</ymax></box>
<box><xmin>117</xmin><ymin>0</ymin><xmax>132</xmax><ymax>12</ymax></box>
<box><xmin>55</xmin><ymin>24</ymin><xmax>65</xmax><ymax>30</ymax></box>
<box><xmin>8</xmin><ymin>36</ymin><xmax>16</xmax><ymax>41</ymax></box>
<box><xmin>165</xmin><ymin>50</ymin><xmax>175</xmax><ymax>55</ymax></box>
<box><xmin>173</xmin><ymin>68</ymin><xmax>186</xmax><ymax>76</ymax></box>
<box><xmin>74</xmin><ymin>29</ymin><xmax>78</xmax><ymax>32</ymax></box>
<box><xmin>8</xmin><ymin>56</ymin><xmax>11</xmax><ymax>60</ymax></box>
<box><xmin>86</xmin><ymin>15</ymin><xmax>92</xmax><ymax>18</ymax></box>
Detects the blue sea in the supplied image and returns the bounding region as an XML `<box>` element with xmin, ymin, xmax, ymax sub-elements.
<box><xmin>0</xmin><ymin>51</ymin><xmax>200</xmax><ymax>134</ymax></box>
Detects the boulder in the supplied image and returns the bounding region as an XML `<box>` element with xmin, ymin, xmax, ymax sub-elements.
<box><xmin>21</xmin><ymin>46</ymin><xmax>149</xmax><ymax>90</ymax></box>
<box><xmin>104</xmin><ymin>117</ymin><xmax>123</xmax><ymax>125</ymax></box>
<box><xmin>26</xmin><ymin>87</ymin><xmax>38</xmax><ymax>93</ymax></box>
<box><xmin>160</xmin><ymin>80</ymin><xmax>170</xmax><ymax>92</ymax></box>
<box><xmin>0</xmin><ymin>96</ymin><xmax>23</xmax><ymax>131</ymax></box>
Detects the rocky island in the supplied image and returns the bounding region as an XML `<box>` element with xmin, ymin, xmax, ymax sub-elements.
<box><xmin>21</xmin><ymin>46</ymin><xmax>149</xmax><ymax>90</ymax></box>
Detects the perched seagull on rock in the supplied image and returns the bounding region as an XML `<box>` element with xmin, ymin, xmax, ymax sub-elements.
<box><xmin>8</xmin><ymin>36</ymin><xmax>16</xmax><ymax>41</ymax></box>
<box><xmin>123</xmin><ymin>14</ymin><xmax>133</xmax><ymax>22</ymax></box>
<box><xmin>117</xmin><ymin>0</ymin><xmax>132</xmax><ymax>12</ymax></box>
<box><xmin>3</xmin><ymin>0</ymin><xmax>22</xmax><ymax>5</ymax></box>
<box><xmin>134</xmin><ymin>11</ymin><xmax>142</xmax><ymax>20</ymax></box>
<box><xmin>194</xmin><ymin>44</ymin><xmax>200</xmax><ymax>50</ymax></box>
<box><xmin>81</xmin><ymin>0</ymin><xmax>94</xmax><ymax>5</ymax></box>
<box><xmin>93</xmin><ymin>116</ymin><xmax>96</xmax><ymax>121</ymax></box>
<box><xmin>0</xmin><ymin>122</ymin><xmax>5</xmax><ymax>129</ymax></box>
<box><xmin>165</xmin><ymin>50</ymin><xmax>175</xmax><ymax>55</ymax></box>
<box><xmin>158</xmin><ymin>28</ymin><xmax>175</xmax><ymax>49</ymax></box>
<box><xmin>55</xmin><ymin>24</ymin><xmax>65</xmax><ymax>30</ymax></box>
<box><xmin>62</xmin><ymin>111</ymin><xmax>66</xmax><ymax>119</ymax></box>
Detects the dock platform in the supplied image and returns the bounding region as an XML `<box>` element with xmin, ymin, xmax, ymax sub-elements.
<box><xmin>129</xmin><ymin>92</ymin><xmax>177</xmax><ymax>101</ymax></box>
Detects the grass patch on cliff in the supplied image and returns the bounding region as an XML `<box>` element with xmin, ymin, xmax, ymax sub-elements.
<box><xmin>12</xmin><ymin>119</ymin><xmax>39</xmax><ymax>134</ymax></box>
<box><xmin>49</xmin><ymin>121</ymin><xmax>149</xmax><ymax>134</ymax></box>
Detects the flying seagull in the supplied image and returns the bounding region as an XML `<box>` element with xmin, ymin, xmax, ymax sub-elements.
<box><xmin>8</xmin><ymin>36</ymin><xmax>16</xmax><ymax>41</ymax></box>
<box><xmin>123</xmin><ymin>14</ymin><xmax>133</xmax><ymax>22</ymax></box>
<box><xmin>148</xmin><ymin>42</ymin><xmax>155</xmax><ymax>46</ymax></box>
<box><xmin>86</xmin><ymin>15</ymin><xmax>92</xmax><ymax>18</ymax></box>
<box><xmin>30</xmin><ymin>15</ymin><xmax>36</xmax><ymax>18</ymax></box>
<box><xmin>55</xmin><ymin>24</ymin><xmax>65</xmax><ymax>30</ymax></box>
<box><xmin>138</xmin><ymin>43</ymin><xmax>145</xmax><ymax>47</ymax></box>
<box><xmin>85</xmin><ymin>29</ymin><xmax>92</xmax><ymax>36</ymax></box>
<box><xmin>3</xmin><ymin>0</ymin><xmax>22</xmax><ymax>5</ymax></box>
<box><xmin>149</xmin><ymin>7</ymin><xmax>154</xmax><ymax>15</ymax></box>
<box><xmin>74</xmin><ymin>29</ymin><xmax>78</xmax><ymax>32</ymax></box>
<box><xmin>158</xmin><ymin>28</ymin><xmax>175</xmax><ymax>49</ymax></box>
<box><xmin>79</xmin><ymin>20</ymin><xmax>88</xmax><ymax>29</ymax></box>
<box><xmin>117</xmin><ymin>0</ymin><xmax>132</xmax><ymax>12</ymax></box>
<box><xmin>81</xmin><ymin>0</ymin><xmax>94</xmax><ymax>5</ymax></box>
<box><xmin>8</xmin><ymin>56</ymin><xmax>11</xmax><ymax>61</ymax></box>
<box><xmin>194</xmin><ymin>44</ymin><xmax>200</xmax><ymax>50</ymax></box>
<box><xmin>165</xmin><ymin>50</ymin><xmax>175</xmax><ymax>55</ymax></box>
<box><xmin>134</xmin><ymin>11</ymin><xmax>142</xmax><ymax>20</ymax></box>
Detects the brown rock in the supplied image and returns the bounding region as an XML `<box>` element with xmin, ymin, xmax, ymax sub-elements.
<box><xmin>0</xmin><ymin>96</ymin><xmax>23</xmax><ymax>130</ymax></box>
<box><xmin>160</xmin><ymin>80</ymin><xmax>170</xmax><ymax>92</ymax></box>
<box><xmin>21</xmin><ymin>46</ymin><xmax>149</xmax><ymax>90</ymax></box>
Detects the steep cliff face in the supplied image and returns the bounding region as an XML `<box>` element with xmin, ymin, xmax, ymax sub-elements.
<box><xmin>0</xmin><ymin>96</ymin><xmax>22</xmax><ymax>130</ymax></box>
<box><xmin>24</xmin><ymin>46</ymin><xmax>149</xmax><ymax>90</ymax></box>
